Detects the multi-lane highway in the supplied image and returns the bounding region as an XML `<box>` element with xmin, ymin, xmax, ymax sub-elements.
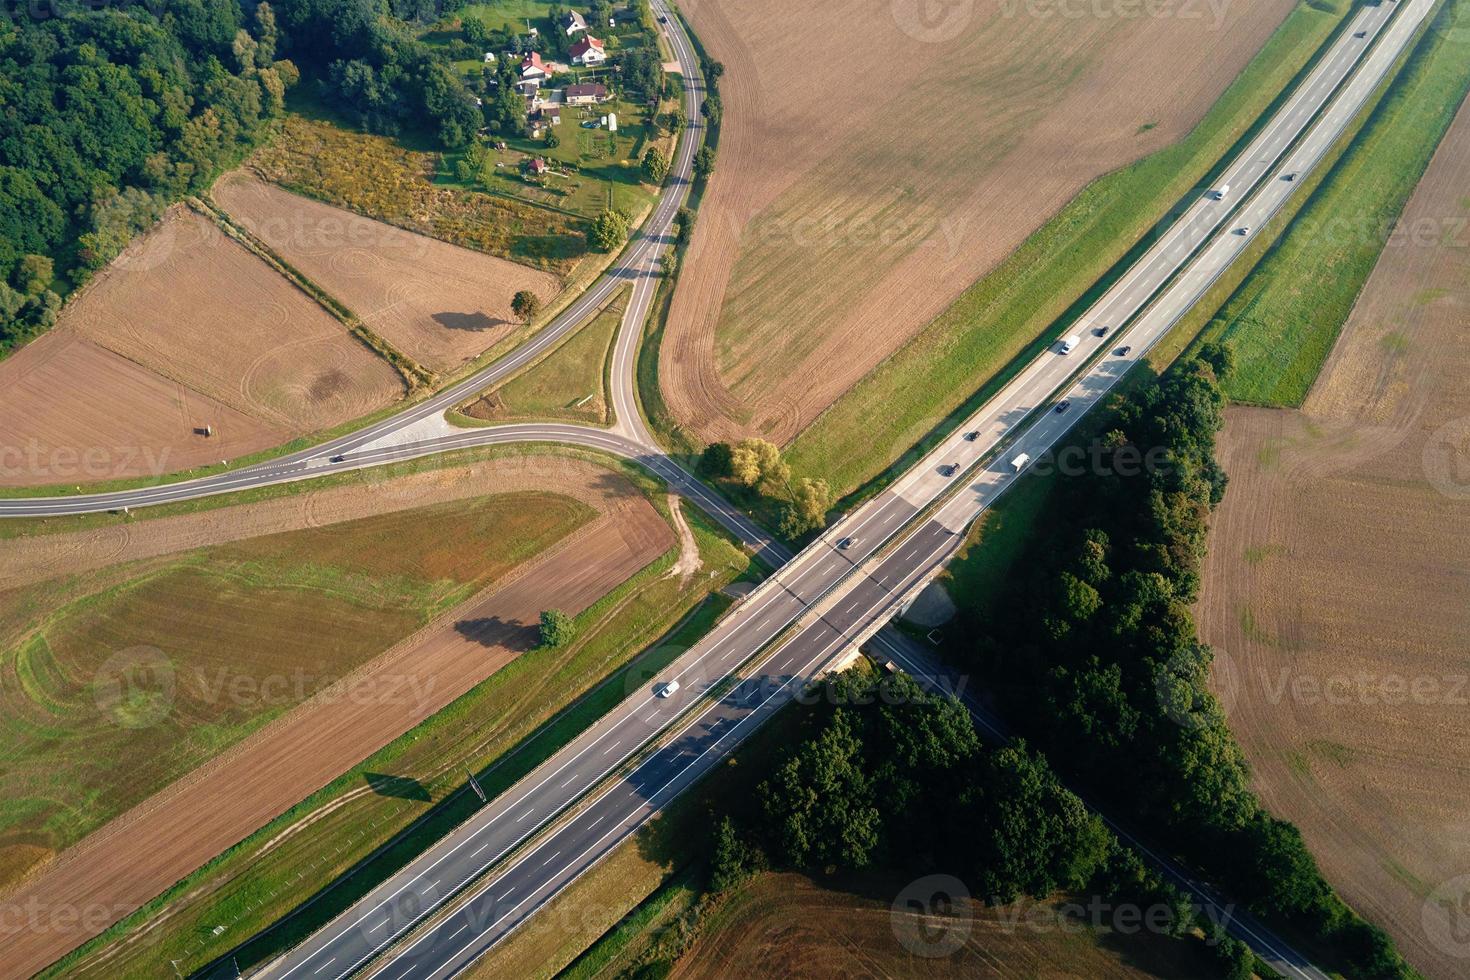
<box><xmin>234</xmin><ymin>0</ymin><xmax>1430</xmax><ymax>977</ymax></box>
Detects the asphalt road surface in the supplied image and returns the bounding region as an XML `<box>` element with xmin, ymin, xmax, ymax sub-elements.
<box><xmin>247</xmin><ymin>1</ymin><xmax>1427</xmax><ymax>977</ymax></box>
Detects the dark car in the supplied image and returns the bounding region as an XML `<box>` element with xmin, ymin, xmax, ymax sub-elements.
<box><xmin>1055</xmin><ymin>401</ymin><xmax>1071</xmax><ymax>413</ymax></box>
<box><xmin>1115</xmin><ymin>345</ymin><xmax>1132</xmax><ymax>356</ymax></box>
<box><xmin>963</xmin><ymin>431</ymin><xmax>979</xmax><ymax>442</ymax></box>
<box><xmin>1353</xmin><ymin>29</ymin><xmax>1367</xmax><ymax>37</ymax></box>
<box><xmin>838</xmin><ymin>537</ymin><xmax>855</xmax><ymax>550</ymax></box>
<box><xmin>329</xmin><ymin>454</ymin><xmax>345</xmax><ymax>463</ymax></box>
<box><xmin>1094</xmin><ymin>325</ymin><xmax>1110</xmax><ymax>337</ymax></box>
<box><xmin>941</xmin><ymin>464</ymin><xmax>959</xmax><ymax>477</ymax></box>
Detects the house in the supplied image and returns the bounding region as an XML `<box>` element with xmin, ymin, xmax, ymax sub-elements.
<box><xmin>569</xmin><ymin>36</ymin><xmax>606</xmax><ymax>66</ymax></box>
<box><xmin>564</xmin><ymin>82</ymin><xmax>608</xmax><ymax>105</ymax></box>
<box><xmin>560</xmin><ymin>10</ymin><xmax>587</xmax><ymax>35</ymax></box>
<box><xmin>527</xmin><ymin>157</ymin><xmax>548</xmax><ymax>176</ymax></box>
<box><xmin>518</xmin><ymin>51</ymin><xmax>550</xmax><ymax>82</ymax></box>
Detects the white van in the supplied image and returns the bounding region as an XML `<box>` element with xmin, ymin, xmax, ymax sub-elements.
<box><xmin>655</xmin><ymin>680</ymin><xmax>680</xmax><ymax>698</ymax></box>
<box><xmin>1209</xmin><ymin>184</ymin><xmax>1230</xmax><ymax>200</ymax></box>
<box><xmin>1011</xmin><ymin>453</ymin><xmax>1031</xmax><ymax>472</ymax></box>
<box><xmin>1058</xmin><ymin>336</ymin><xmax>1080</xmax><ymax>354</ymax></box>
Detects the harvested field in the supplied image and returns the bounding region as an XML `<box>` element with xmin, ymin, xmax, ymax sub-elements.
<box><xmin>1</xmin><ymin>457</ymin><xmax>673</xmax><ymax>979</ymax></box>
<box><xmin>0</xmin><ymin>329</ymin><xmax>285</xmax><ymax>487</ymax></box>
<box><xmin>668</xmin><ymin>874</ymin><xmax>1216</xmax><ymax>980</ymax></box>
<box><xmin>215</xmin><ymin>172</ymin><xmax>563</xmax><ymax>375</ymax></box>
<box><xmin>1198</xmin><ymin>96</ymin><xmax>1470</xmax><ymax>980</ymax></box>
<box><xmin>662</xmin><ymin>0</ymin><xmax>1298</xmax><ymax>444</ymax></box>
<box><xmin>63</xmin><ymin>206</ymin><xmax>404</xmax><ymax>432</ymax></box>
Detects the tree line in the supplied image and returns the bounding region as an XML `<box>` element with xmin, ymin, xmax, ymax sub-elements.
<box><xmin>0</xmin><ymin>0</ymin><xmax>295</xmax><ymax>350</ymax></box>
<box><xmin>959</xmin><ymin>346</ymin><xmax>1412</xmax><ymax>978</ymax></box>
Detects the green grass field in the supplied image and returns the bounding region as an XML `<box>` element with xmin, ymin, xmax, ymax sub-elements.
<box><xmin>1202</xmin><ymin>0</ymin><xmax>1470</xmax><ymax>405</ymax></box>
<box><xmin>49</xmin><ymin>504</ymin><xmax>756</xmax><ymax>979</ymax></box>
<box><xmin>782</xmin><ymin>0</ymin><xmax>1351</xmax><ymax>500</ymax></box>
<box><xmin>0</xmin><ymin>493</ymin><xmax>591</xmax><ymax>887</ymax></box>
<box><xmin>460</xmin><ymin>287</ymin><xmax>628</xmax><ymax>424</ymax></box>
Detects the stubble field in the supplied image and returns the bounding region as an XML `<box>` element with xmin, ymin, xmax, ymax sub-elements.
<box><xmin>660</xmin><ymin>0</ymin><xmax>1299</xmax><ymax>445</ymax></box>
<box><xmin>214</xmin><ymin>172</ymin><xmax>563</xmax><ymax>375</ymax></box>
<box><xmin>1198</xmin><ymin>96</ymin><xmax>1470</xmax><ymax>980</ymax></box>
<box><xmin>0</xmin><ymin>208</ymin><xmax>404</xmax><ymax>486</ymax></box>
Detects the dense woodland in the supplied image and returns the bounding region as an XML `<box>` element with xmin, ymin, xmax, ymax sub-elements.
<box><xmin>715</xmin><ymin>350</ymin><xmax>1414</xmax><ymax>979</ymax></box>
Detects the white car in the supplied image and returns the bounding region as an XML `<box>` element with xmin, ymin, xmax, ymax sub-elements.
<box><xmin>655</xmin><ymin>680</ymin><xmax>680</xmax><ymax>698</ymax></box>
<box><xmin>1058</xmin><ymin>335</ymin><xmax>1081</xmax><ymax>354</ymax></box>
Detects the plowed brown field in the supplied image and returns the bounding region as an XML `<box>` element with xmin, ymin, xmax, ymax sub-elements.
<box><xmin>1198</xmin><ymin>97</ymin><xmax>1470</xmax><ymax>979</ymax></box>
<box><xmin>0</xmin><ymin>456</ymin><xmax>673</xmax><ymax>979</ymax></box>
<box><xmin>662</xmin><ymin>0</ymin><xmax>1297</xmax><ymax>443</ymax></box>
<box><xmin>214</xmin><ymin>172</ymin><xmax>562</xmax><ymax>375</ymax></box>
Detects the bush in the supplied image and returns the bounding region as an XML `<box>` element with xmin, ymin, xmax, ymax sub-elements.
<box><xmin>538</xmin><ymin>609</ymin><xmax>576</xmax><ymax>648</ymax></box>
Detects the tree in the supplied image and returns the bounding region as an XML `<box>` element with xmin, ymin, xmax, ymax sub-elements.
<box><xmin>675</xmin><ymin>207</ymin><xmax>695</xmax><ymax>246</ymax></box>
<box><xmin>663</xmin><ymin>106</ymin><xmax>687</xmax><ymax>132</ymax></box>
<box><xmin>641</xmin><ymin>147</ymin><xmax>670</xmax><ymax>184</ymax></box>
<box><xmin>729</xmin><ymin>438</ymin><xmax>789</xmax><ymax>492</ymax></box>
<box><xmin>709</xmin><ymin>816</ymin><xmax>762</xmax><ymax>892</ymax></box>
<box><xmin>591</xmin><ymin>209</ymin><xmax>631</xmax><ymax>251</ymax></box>
<box><xmin>780</xmin><ymin>477</ymin><xmax>832</xmax><ymax>537</ymax></box>
<box><xmin>693</xmin><ymin>145</ymin><xmax>715</xmax><ymax>179</ymax></box>
<box><xmin>15</xmin><ymin>255</ymin><xmax>53</xmax><ymax>297</ymax></box>
<box><xmin>462</xmin><ymin>17</ymin><xmax>491</xmax><ymax>48</ymax></box>
<box><xmin>539</xmin><ymin>609</ymin><xmax>576</xmax><ymax>647</ymax></box>
<box><xmin>758</xmin><ymin>709</ymin><xmax>881</xmax><ymax>868</ymax></box>
<box><xmin>698</xmin><ymin>442</ymin><xmax>733</xmax><ymax>478</ymax></box>
<box><xmin>545</xmin><ymin>131</ymin><xmax>561</xmax><ymax>148</ymax></box>
<box><xmin>511</xmin><ymin>289</ymin><xmax>542</xmax><ymax>321</ymax></box>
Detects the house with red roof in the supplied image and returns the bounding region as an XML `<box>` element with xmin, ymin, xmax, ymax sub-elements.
<box><xmin>569</xmin><ymin>36</ymin><xmax>606</xmax><ymax>66</ymax></box>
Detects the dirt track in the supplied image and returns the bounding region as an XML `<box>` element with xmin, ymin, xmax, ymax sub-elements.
<box><xmin>1198</xmin><ymin>96</ymin><xmax>1470</xmax><ymax>979</ymax></box>
<box><xmin>661</xmin><ymin>0</ymin><xmax>1297</xmax><ymax>444</ymax></box>
<box><xmin>0</xmin><ymin>459</ymin><xmax>673</xmax><ymax>979</ymax></box>
<box><xmin>214</xmin><ymin>173</ymin><xmax>561</xmax><ymax>375</ymax></box>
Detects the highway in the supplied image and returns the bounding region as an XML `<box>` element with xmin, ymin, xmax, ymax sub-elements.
<box><xmin>235</xmin><ymin>0</ymin><xmax>1429</xmax><ymax>977</ymax></box>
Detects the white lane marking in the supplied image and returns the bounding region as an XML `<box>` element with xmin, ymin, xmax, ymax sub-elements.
<box><xmin>313</xmin><ymin>958</ymin><xmax>336</xmax><ymax>975</ymax></box>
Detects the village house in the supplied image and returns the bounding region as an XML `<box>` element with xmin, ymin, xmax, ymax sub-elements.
<box><xmin>564</xmin><ymin>82</ymin><xmax>608</xmax><ymax>106</ymax></box>
<box><xmin>569</xmin><ymin>36</ymin><xmax>606</xmax><ymax>66</ymax></box>
<box><xmin>560</xmin><ymin>10</ymin><xmax>587</xmax><ymax>36</ymax></box>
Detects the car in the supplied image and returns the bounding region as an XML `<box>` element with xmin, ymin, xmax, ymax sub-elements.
<box><xmin>1234</xmin><ymin>225</ymin><xmax>1250</xmax><ymax>235</ymax></box>
<box><xmin>838</xmin><ymin>536</ymin><xmax>855</xmax><ymax>550</ymax></box>
<box><xmin>1058</xmin><ymin>335</ymin><xmax>1081</xmax><ymax>354</ymax></box>
<box><xmin>329</xmin><ymin>454</ymin><xmax>345</xmax><ymax>463</ymax></box>
<box><xmin>1208</xmin><ymin>185</ymin><xmax>1230</xmax><ymax>200</ymax></box>
<box><xmin>963</xmin><ymin>431</ymin><xmax>979</xmax><ymax>442</ymax></box>
<box><xmin>659</xmin><ymin>14</ymin><xmax>668</xmax><ymax>21</ymax></box>
<box><xmin>655</xmin><ymin>680</ymin><xmax>680</xmax><ymax>698</ymax></box>
<box><xmin>1282</xmin><ymin>172</ymin><xmax>1298</xmax><ymax>181</ymax></box>
<box><xmin>1354</xmin><ymin>29</ymin><xmax>1367</xmax><ymax>37</ymax></box>
<box><xmin>1055</xmin><ymin>401</ymin><xmax>1071</xmax><ymax>413</ymax></box>
<box><xmin>1115</xmin><ymin>345</ymin><xmax>1132</xmax><ymax>356</ymax></box>
<box><xmin>1094</xmin><ymin>326</ymin><xmax>1110</xmax><ymax>338</ymax></box>
<box><xmin>941</xmin><ymin>463</ymin><xmax>958</xmax><ymax>477</ymax></box>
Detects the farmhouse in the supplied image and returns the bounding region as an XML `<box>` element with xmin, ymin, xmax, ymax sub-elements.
<box><xmin>569</xmin><ymin>36</ymin><xmax>606</xmax><ymax>66</ymax></box>
<box><xmin>560</xmin><ymin>9</ymin><xmax>587</xmax><ymax>35</ymax></box>
<box><xmin>564</xmin><ymin>82</ymin><xmax>608</xmax><ymax>105</ymax></box>
<box><xmin>527</xmin><ymin>157</ymin><xmax>549</xmax><ymax>176</ymax></box>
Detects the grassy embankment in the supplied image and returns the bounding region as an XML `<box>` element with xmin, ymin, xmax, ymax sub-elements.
<box><xmin>1197</xmin><ymin>0</ymin><xmax>1470</xmax><ymax>404</ymax></box>
<box><xmin>781</xmin><ymin>0</ymin><xmax>1352</xmax><ymax>502</ymax></box>
<box><xmin>0</xmin><ymin>493</ymin><xmax>590</xmax><ymax>876</ymax></box>
<box><xmin>45</xmin><ymin>500</ymin><xmax>755</xmax><ymax>978</ymax></box>
<box><xmin>456</xmin><ymin>287</ymin><xmax>629</xmax><ymax>425</ymax></box>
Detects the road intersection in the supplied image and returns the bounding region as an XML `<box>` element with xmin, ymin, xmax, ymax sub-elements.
<box><xmin>1</xmin><ymin>0</ymin><xmax>1432</xmax><ymax>976</ymax></box>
